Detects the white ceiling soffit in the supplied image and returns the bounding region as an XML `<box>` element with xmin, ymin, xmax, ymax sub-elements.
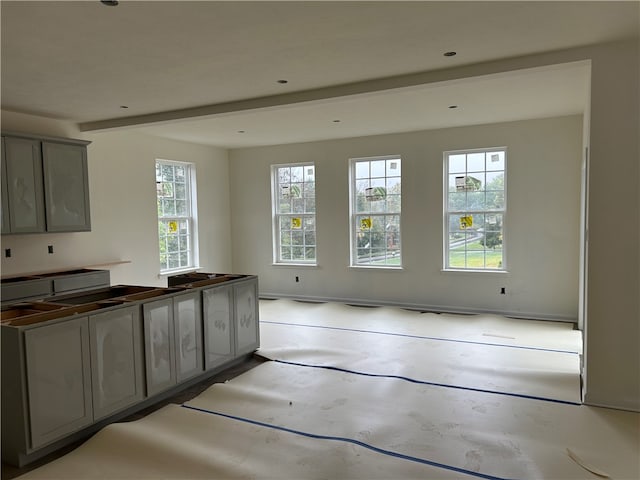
<box><xmin>0</xmin><ymin>1</ymin><xmax>635</xmax><ymax>148</ymax></box>
<box><xmin>132</xmin><ymin>62</ymin><xmax>591</xmax><ymax>148</ymax></box>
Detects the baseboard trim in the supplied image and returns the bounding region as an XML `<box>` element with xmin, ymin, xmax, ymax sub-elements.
<box><xmin>259</xmin><ymin>292</ymin><xmax>577</xmax><ymax>323</ymax></box>
<box><xmin>583</xmin><ymin>396</ymin><xmax>640</xmax><ymax>413</ymax></box>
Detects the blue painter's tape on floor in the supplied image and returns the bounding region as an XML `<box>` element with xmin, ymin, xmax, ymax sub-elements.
<box><xmin>181</xmin><ymin>404</ymin><xmax>514</xmax><ymax>480</ymax></box>
<box><xmin>272</xmin><ymin>359</ymin><xmax>582</xmax><ymax>406</ymax></box>
<box><xmin>261</xmin><ymin>320</ymin><xmax>580</xmax><ymax>355</ymax></box>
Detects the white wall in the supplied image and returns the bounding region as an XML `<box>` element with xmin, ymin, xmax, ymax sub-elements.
<box><xmin>1</xmin><ymin>111</ymin><xmax>232</xmax><ymax>287</ymax></box>
<box><xmin>581</xmin><ymin>40</ymin><xmax>639</xmax><ymax>411</ymax></box>
<box><xmin>229</xmin><ymin>115</ymin><xmax>583</xmax><ymax>320</ymax></box>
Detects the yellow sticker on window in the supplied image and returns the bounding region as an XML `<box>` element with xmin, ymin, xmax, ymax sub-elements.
<box><xmin>360</xmin><ymin>218</ymin><xmax>372</xmax><ymax>230</ymax></box>
<box><xmin>168</xmin><ymin>221</ymin><xmax>178</xmax><ymax>233</ymax></box>
<box><xmin>459</xmin><ymin>215</ymin><xmax>473</xmax><ymax>229</ymax></box>
<box><xmin>291</xmin><ymin>217</ymin><xmax>302</xmax><ymax>229</ymax></box>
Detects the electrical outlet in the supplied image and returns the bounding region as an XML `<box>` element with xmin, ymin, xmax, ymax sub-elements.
<box><xmin>500</xmin><ymin>287</ymin><xmax>506</xmax><ymax>295</ymax></box>
<box><xmin>295</xmin><ymin>276</ymin><xmax>300</xmax><ymax>283</ymax></box>
<box><xmin>48</xmin><ymin>245</ymin><xmax>54</xmax><ymax>254</ymax></box>
<box><xmin>5</xmin><ymin>248</ymin><xmax>11</xmax><ymax>258</ymax></box>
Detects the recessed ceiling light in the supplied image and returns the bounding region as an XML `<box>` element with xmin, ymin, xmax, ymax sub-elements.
<box><xmin>100</xmin><ymin>0</ymin><xmax>119</xmax><ymax>6</ymax></box>
<box><xmin>443</xmin><ymin>51</ymin><xmax>457</xmax><ymax>57</ymax></box>
<box><xmin>277</xmin><ymin>79</ymin><xmax>289</xmax><ymax>84</ymax></box>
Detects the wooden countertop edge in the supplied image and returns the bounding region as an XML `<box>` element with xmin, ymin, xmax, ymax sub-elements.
<box><xmin>1</xmin><ymin>261</ymin><xmax>131</xmax><ymax>280</ymax></box>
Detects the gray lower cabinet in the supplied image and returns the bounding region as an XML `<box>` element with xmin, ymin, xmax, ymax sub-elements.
<box><xmin>143</xmin><ymin>297</ymin><xmax>177</xmax><ymax>396</ymax></box>
<box><xmin>1</xmin><ymin>275</ymin><xmax>259</xmax><ymax>467</ymax></box>
<box><xmin>233</xmin><ymin>277</ymin><xmax>260</xmax><ymax>355</ymax></box>
<box><xmin>202</xmin><ymin>284</ymin><xmax>235</xmax><ymax>371</ymax></box>
<box><xmin>89</xmin><ymin>305</ymin><xmax>144</xmax><ymax>421</ymax></box>
<box><xmin>173</xmin><ymin>291</ymin><xmax>203</xmax><ymax>382</ymax></box>
<box><xmin>24</xmin><ymin>317</ymin><xmax>93</xmax><ymax>450</ymax></box>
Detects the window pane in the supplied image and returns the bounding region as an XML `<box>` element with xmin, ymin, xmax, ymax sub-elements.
<box><xmin>273</xmin><ymin>163</ymin><xmax>316</xmax><ymax>263</ymax></box>
<box><xmin>162</xmin><ymin>199</ymin><xmax>176</xmax><ymax>216</ymax></box>
<box><xmin>175</xmin><ymin>183</ymin><xmax>186</xmax><ymax>200</ymax></box>
<box><xmin>444</xmin><ymin>149</ymin><xmax>506</xmax><ymax>270</ymax></box>
<box><xmin>176</xmin><ymin>200</ymin><xmax>188</xmax><ymax>216</ymax></box>
<box><xmin>304</xmin><ymin>197</ymin><xmax>316</xmax><ymax>213</ymax></box>
<box><xmin>175</xmin><ymin>166</ymin><xmax>186</xmax><ymax>181</ymax></box>
<box><xmin>386</xmin><ymin>176</ymin><xmax>401</xmax><ymax>194</ymax></box>
<box><xmin>355</xmin><ymin>162</ymin><xmax>369</xmax><ymax>179</ymax></box>
<box><xmin>370</xmin><ymin>160</ymin><xmax>386</xmax><ymax>178</ymax></box>
<box><xmin>352</xmin><ymin>157</ymin><xmax>402</xmax><ymax>267</ymax></box>
<box><xmin>486</xmin><ymin>151</ymin><xmax>505</xmax><ymax>171</ymax></box>
<box><xmin>156</xmin><ymin>160</ymin><xmax>195</xmax><ymax>272</ymax></box>
<box><xmin>387</xmin><ymin>159</ymin><xmax>401</xmax><ymax>177</ymax></box>
<box><xmin>280</xmin><ymin>246</ymin><xmax>292</xmax><ymax>261</ymax></box>
<box><xmin>486</xmin><ymin>171</ymin><xmax>504</xmax><ymax>190</ymax></box>
<box><xmin>449</xmin><ymin>154</ymin><xmax>466</xmax><ymax>173</ymax></box>
<box><xmin>467</xmin><ymin>152</ymin><xmax>485</xmax><ymax>172</ymax></box>
<box><xmin>291</xmin><ymin>166</ymin><xmax>304</xmax><ymax>182</ymax></box>
<box><xmin>304</xmin><ymin>166</ymin><xmax>315</xmax><ymax>182</ymax></box>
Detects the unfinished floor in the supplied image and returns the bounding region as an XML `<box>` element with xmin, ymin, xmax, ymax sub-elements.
<box><xmin>11</xmin><ymin>299</ymin><xmax>640</xmax><ymax>479</ymax></box>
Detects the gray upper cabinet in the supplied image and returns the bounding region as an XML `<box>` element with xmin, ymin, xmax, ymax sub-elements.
<box><xmin>24</xmin><ymin>316</ymin><xmax>93</xmax><ymax>449</ymax></box>
<box><xmin>89</xmin><ymin>306</ymin><xmax>144</xmax><ymax>421</ymax></box>
<box><xmin>1</xmin><ymin>138</ymin><xmax>11</xmax><ymax>234</ymax></box>
<box><xmin>0</xmin><ymin>133</ymin><xmax>91</xmax><ymax>234</ymax></box>
<box><xmin>2</xmin><ymin>136</ymin><xmax>46</xmax><ymax>234</ymax></box>
<box><xmin>42</xmin><ymin>141</ymin><xmax>91</xmax><ymax>232</ymax></box>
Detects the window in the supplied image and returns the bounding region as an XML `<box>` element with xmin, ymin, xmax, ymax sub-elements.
<box><xmin>444</xmin><ymin>148</ymin><xmax>506</xmax><ymax>270</ymax></box>
<box><xmin>156</xmin><ymin>160</ymin><xmax>197</xmax><ymax>272</ymax></box>
<box><xmin>350</xmin><ymin>156</ymin><xmax>402</xmax><ymax>267</ymax></box>
<box><xmin>272</xmin><ymin>163</ymin><xmax>316</xmax><ymax>264</ymax></box>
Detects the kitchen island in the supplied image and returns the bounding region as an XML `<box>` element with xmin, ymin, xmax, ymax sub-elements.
<box><xmin>1</xmin><ymin>272</ymin><xmax>259</xmax><ymax>467</ymax></box>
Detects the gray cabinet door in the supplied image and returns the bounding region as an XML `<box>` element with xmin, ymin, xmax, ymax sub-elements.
<box><xmin>233</xmin><ymin>278</ymin><xmax>260</xmax><ymax>356</ymax></box>
<box><xmin>41</xmin><ymin>141</ymin><xmax>90</xmax><ymax>232</ymax></box>
<box><xmin>173</xmin><ymin>291</ymin><xmax>203</xmax><ymax>382</ymax></box>
<box><xmin>24</xmin><ymin>317</ymin><xmax>93</xmax><ymax>449</ymax></box>
<box><xmin>202</xmin><ymin>285</ymin><xmax>235</xmax><ymax>371</ymax></box>
<box><xmin>1</xmin><ymin>138</ymin><xmax>10</xmax><ymax>234</ymax></box>
<box><xmin>143</xmin><ymin>298</ymin><xmax>176</xmax><ymax>396</ymax></box>
<box><xmin>89</xmin><ymin>306</ymin><xmax>144</xmax><ymax>421</ymax></box>
<box><xmin>3</xmin><ymin>136</ymin><xmax>45</xmax><ymax>233</ymax></box>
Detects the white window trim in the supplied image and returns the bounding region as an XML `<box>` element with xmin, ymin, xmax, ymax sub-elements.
<box><xmin>156</xmin><ymin>159</ymin><xmax>199</xmax><ymax>274</ymax></box>
<box><xmin>349</xmin><ymin>154</ymin><xmax>403</xmax><ymax>269</ymax></box>
<box><xmin>442</xmin><ymin>147</ymin><xmax>507</xmax><ymax>272</ymax></box>
<box><xmin>271</xmin><ymin>162</ymin><xmax>317</xmax><ymax>265</ymax></box>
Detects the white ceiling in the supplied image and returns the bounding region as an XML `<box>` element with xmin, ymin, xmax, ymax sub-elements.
<box><xmin>1</xmin><ymin>1</ymin><xmax>637</xmax><ymax>148</ymax></box>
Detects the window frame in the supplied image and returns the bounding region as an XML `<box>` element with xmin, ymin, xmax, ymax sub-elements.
<box><xmin>156</xmin><ymin>159</ymin><xmax>198</xmax><ymax>274</ymax></box>
<box><xmin>349</xmin><ymin>155</ymin><xmax>403</xmax><ymax>269</ymax></box>
<box><xmin>271</xmin><ymin>162</ymin><xmax>317</xmax><ymax>265</ymax></box>
<box><xmin>443</xmin><ymin>147</ymin><xmax>507</xmax><ymax>272</ymax></box>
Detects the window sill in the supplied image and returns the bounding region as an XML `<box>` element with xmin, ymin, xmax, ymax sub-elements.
<box><xmin>441</xmin><ymin>268</ymin><xmax>509</xmax><ymax>274</ymax></box>
<box><xmin>272</xmin><ymin>263</ymin><xmax>318</xmax><ymax>268</ymax></box>
<box><xmin>158</xmin><ymin>266</ymin><xmax>201</xmax><ymax>278</ymax></box>
<box><xmin>349</xmin><ymin>265</ymin><xmax>404</xmax><ymax>271</ymax></box>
